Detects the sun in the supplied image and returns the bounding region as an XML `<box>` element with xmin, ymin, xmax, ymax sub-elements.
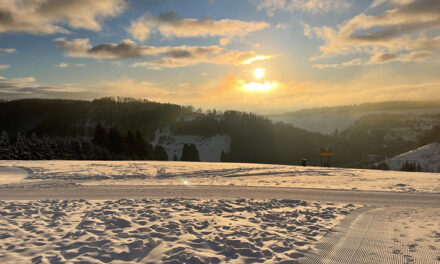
<box><xmin>254</xmin><ymin>68</ymin><xmax>265</xmax><ymax>79</ymax></box>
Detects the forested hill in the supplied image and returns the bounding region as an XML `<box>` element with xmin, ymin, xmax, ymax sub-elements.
<box><xmin>277</xmin><ymin>101</ymin><xmax>440</xmax><ymax>117</ymax></box>
<box><xmin>0</xmin><ymin>98</ymin><xmax>338</xmax><ymax>166</ymax></box>
<box><xmin>1</xmin><ymin>98</ymin><xmax>438</xmax><ymax>168</ymax></box>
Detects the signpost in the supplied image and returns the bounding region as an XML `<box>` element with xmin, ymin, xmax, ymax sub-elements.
<box><xmin>320</xmin><ymin>148</ymin><xmax>332</xmax><ymax>167</ymax></box>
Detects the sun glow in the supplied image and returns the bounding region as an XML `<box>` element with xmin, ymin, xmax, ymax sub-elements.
<box><xmin>242</xmin><ymin>81</ymin><xmax>277</xmax><ymax>92</ymax></box>
<box><xmin>254</xmin><ymin>68</ymin><xmax>265</xmax><ymax>79</ymax></box>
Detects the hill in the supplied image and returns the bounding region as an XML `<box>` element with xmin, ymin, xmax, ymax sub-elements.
<box><xmin>0</xmin><ymin>98</ymin><xmax>339</xmax><ymax>166</ymax></box>
<box><xmin>1</xmin><ymin>98</ymin><xmax>437</xmax><ymax>168</ymax></box>
<box><xmin>269</xmin><ymin>101</ymin><xmax>440</xmax><ymax>135</ymax></box>
<box><xmin>382</xmin><ymin>142</ymin><xmax>440</xmax><ymax>172</ymax></box>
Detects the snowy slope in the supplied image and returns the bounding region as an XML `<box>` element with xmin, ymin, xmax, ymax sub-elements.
<box><xmin>384</xmin><ymin>142</ymin><xmax>440</xmax><ymax>172</ymax></box>
<box><xmin>151</xmin><ymin>127</ymin><xmax>230</xmax><ymax>162</ymax></box>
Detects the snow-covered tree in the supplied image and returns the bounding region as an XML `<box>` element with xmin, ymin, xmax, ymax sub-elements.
<box><xmin>15</xmin><ymin>132</ymin><xmax>31</xmax><ymax>159</ymax></box>
<box><xmin>0</xmin><ymin>131</ymin><xmax>12</xmax><ymax>159</ymax></box>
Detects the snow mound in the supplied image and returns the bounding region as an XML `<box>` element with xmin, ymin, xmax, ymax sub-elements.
<box><xmin>384</xmin><ymin>142</ymin><xmax>440</xmax><ymax>172</ymax></box>
<box><xmin>0</xmin><ymin>166</ymin><xmax>29</xmax><ymax>184</ymax></box>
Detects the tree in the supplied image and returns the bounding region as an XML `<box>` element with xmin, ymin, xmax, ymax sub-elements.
<box><xmin>180</xmin><ymin>143</ymin><xmax>200</xmax><ymax>161</ymax></box>
<box><xmin>153</xmin><ymin>145</ymin><xmax>168</xmax><ymax>161</ymax></box>
<box><xmin>0</xmin><ymin>131</ymin><xmax>11</xmax><ymax>159</ymax></box>
<box><xmin>108</xmin><ymin>127</ymin><xmax>124</xmax><ymax>156</ymax></box>
<box><xmin>221</xmin><ymin>151</ymin><xmax>232</xmax><ymax>162</ymax></box>
<box><xmin>135</xmin><ymin>130</ymin><xmax>153</xmax><ymax>159</ymax></box>
<box><xmin>92</xmin><ymin>123</ymin><xmax>107</xmax><ymax>147</ymax></box>
<box><xmin>69</xmin><ymin>139</ymin><xmax>84</xmax><ymax>160</ymax></box>
<box><xmin>15</xmin><ymin>132</ymin><xmax>31</xmax><ymax>159</ymax></box>
<box><xmin>29</xmin><ymin>132</ymin><xmax>45</xmax><ymax>160</ymax></box>
<box><xmin>401</xmin><ymin>161</ymin><xmax>417</xmax><ymax>172</ymax></box>
<box><xmin>416</xmin><ymin>163</ymin><xmax>422</xmax><ymax>172</ymax></box>
<box><xmin>124</xmin><ymin>131</ymin><xmax>136</xmax><ymax>159</ymax></box>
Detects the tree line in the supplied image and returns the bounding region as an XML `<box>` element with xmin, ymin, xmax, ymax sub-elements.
<box><xmin>0</xmin><ymin>124</ymin><xmax>202</xmax><ymax>162</ymax></box>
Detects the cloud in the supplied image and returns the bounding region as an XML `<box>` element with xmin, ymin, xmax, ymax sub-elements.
<box><xmin>219</xmin><ymin>37</ymin><xmax>231</xmax><ymax>46</ymax></box>
<box><xmin>2</xmin><ymin>67</ymin><xmax>440</xmax><ymax>113</ymax></box>
<box><xmin>56</xmin><ymin>38</ymin><xmax>275</xmax><ymax>69</ymax></box>
<box><xmin>275</xmin><ymin>23</ymin><xmax>290</xmax><ymax>30</ymax></box>
<box><xmin>0</xmin><ymin>64</ymin><xmax>10</xmax><ymax>70</ymax></box>
<box><xmin>55</xmin><ymin>38</ymin><xmax>169</xmax><ymax>59</ymax></box>
<box><xmin>0</xmin><ymin>0</ymin><xmax>126</xmax><ymax>35</ymax></box>
<box><xmin>127</xmin><ymin>11</ymin><xmax>269</xmax><ymax>41</ymax></box>
<box><xmin>0</xmin><ymin>48</ymin><xmax>16</xmax><ymax>54</ymax></box>
<box><xmin>367</xmin><ymin>50</ymin><xmax>432</xmax><ymax>64</ymax></box>
<box><xmin>251</xmin><ymin>0</ymin><xmax>351</xmax><ymax>15</ymax></box>
<box><xmin>301</xmin><ymin>21</ymin><xmax>313</xmax><ymax>39</ymax></box>
<box><xmin>132</xmin><ymin>50</ymin><xmax>274</xmax><ymax>69</ymax></box>
<box><xmin>192</xmin><ymin>70</ymin><xmax>440</xmax><ymax>112</ymax></box>
<box><xmin>0</xmin><ymin>76</ymin><xmax>93</xmax><ymax>100</ymax></box>
<box><xmin>309</xmin><ymin>0</ymin><xmax>440</xmax><ymax>64</ymax></box>
<box><xmin>57</xmin><ymin>62</ymin><xmax>69</xmax><ymax>68</ymax></box>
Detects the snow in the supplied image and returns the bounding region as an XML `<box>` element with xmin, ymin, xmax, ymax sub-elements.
<box><xmin>0</xmin><ymin>166</ymin><xmax>28</xmax><ymax>184</ymax></box>
<box><xmin>0</xmin><ymin>160</ymin><xmax>438</xmax><ymax>263</ymax></box>
<box><xmin>1</xmin><ymin>160</ymin><xmax>439</xmax><ymax>193</ymax></box>
<box><xmin>151</xmin><ymin>127</ymin><xmax>230</xmax><ymax>161</ymax></box>
<box><xmin>384</xmin><ymin>142</ymin><xmax>440</xmax><ymax>172</ymax></box>
<box><xmin>0</xmin><ymin>198</ymin><xmax>358</xmax><ymax>264</ymax></box>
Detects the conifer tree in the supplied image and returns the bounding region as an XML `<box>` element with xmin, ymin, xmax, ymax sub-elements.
<box><xmin>180</xmin><ymin>143</ymin><xmax>200</xmax><ymax>161</ymax></box>
<box><xmin>124</xmin><ymin>131</ymin><xmax>136</xmax><ymax>159</ymax></box>
<box><xmin>92</xmin><ymin>123</ymin><xmax>107</xmax><ymax>147</ymax></box>
<box><xmin>153</xmin><ymin>145</ymin><xmax>168</xmax><ymax>161</ymax></box>
<box><xmin>108</xmin><ymin>127</ymin><xmax>124</xmax><ymax>156</ymax></box>
<box><xmin>135</xmin><ymin>130</ymin><xmax>153</xmax><ymax>159</ymax></box>
<box><xmin>15</xmin><ymin>132</ymin><xmax>31</xmax><ymax>159</ymax></box>
<box><xmin>0</xmin><ymin>131</ymin><xmax>11</xmax><ymax>159</ymax></box>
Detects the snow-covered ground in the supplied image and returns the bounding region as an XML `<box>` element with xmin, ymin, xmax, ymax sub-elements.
<box><xmin>384</xmin><ymin>142</ymin><xmax>440</xmax><ymax>172</ymax></box>
<box><xmin>0</xmin><ymin>198</ymin><xmax>357</xmax><ymax>264</ymax></box>
<box><xmin>1</xmin><ymin>160</ymin><xmax>439</xmax><ymax>193</ymax></box>
<box><xmin>151</xmin><ymin>128</ymin><xmax>230</xmax><ymax>162</ymax></box>
<box><xmin>0</xmin><ymin>160</ymin><xmax>438</xmax><ymax>264</ymax></box>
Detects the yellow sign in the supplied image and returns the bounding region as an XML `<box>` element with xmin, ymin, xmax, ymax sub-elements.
<box><xmin>320</xmin><ymin>148</ymin><xmax>332</xmax><ymax>156</ymax></box>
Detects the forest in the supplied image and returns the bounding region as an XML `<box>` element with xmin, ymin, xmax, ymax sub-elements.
<box><xmin>1</xmin><ymin>98</ymin><xmax>438</xmax><ymax>167</ymax></box>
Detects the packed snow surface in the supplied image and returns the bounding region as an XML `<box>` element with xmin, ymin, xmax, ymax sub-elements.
<box><xmin>1</xmin><ymin>160</ymin><xmax>439</xmax><ymax>193</ymax></box>
<box><xmin>384</xmin><ymin>142</ymin><xmax>440</xmax><ymax>172</ymax></box>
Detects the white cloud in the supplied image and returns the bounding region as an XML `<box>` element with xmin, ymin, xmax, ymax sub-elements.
<box><xmin>127</xmin><ymin>11</ymin><xmax>269</xmax><ymax>41</ymax></box>
<box><xmin>57</xmin><ymin>62</ymin><xmax>69</xmax><ymax>68</ymax></box>
<box><xmin>251</xmin><ymin>0</ymin><xmax>351</xmax><ymax>15</ymax></box>
<box><xmin>132</xmin><ymin>50</ymin><xmax>275</xmax><ymax>69</ymax></box>
<box><xmin>0</xmin><ymin>48</ymin><xmax>16</xmax><ymax>54</ymax></box>
<box><xmin>308</xmin><ymin>0</ymin><xmax>440</xmax><ymax>66</ymax></box>
<box><xmin>56</xmin><ymin>38</ymin><xmax>275</xmax><ymax>69</ymax></box>
<box><xmin>0</xmin><ymin>64</ymin><xmax>10</xmax><ymax>70</ymax></box>
<box><xmin>275</xmin><ymin>23</ymin><xmax>290</xmax><ymax>30</ymax></box>
<box><xmin>0</xmin><ymin>0</ymin><xmax>126</xmax><ymax>35</ymax></box>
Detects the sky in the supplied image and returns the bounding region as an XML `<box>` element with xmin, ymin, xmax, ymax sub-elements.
<box><xmin>0</xmin><ymin>0</ymin><xmax>439</xmax><ymax>114</ymax></box>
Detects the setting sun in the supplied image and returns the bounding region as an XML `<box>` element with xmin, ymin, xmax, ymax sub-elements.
<box><xmin>253</xmin><ymin>68</ymin><xmax>265</xmax><ymax>79</ymax></box>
